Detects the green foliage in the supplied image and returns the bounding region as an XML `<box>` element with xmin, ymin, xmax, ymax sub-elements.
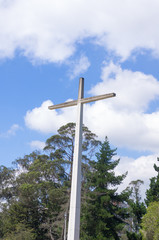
<box><xmin>125</xmin><ymin>180</ymin><xmax>146</xmax><ymax>240</ymax></box>
<box><xmin>145</xmin><ymin>157</ymin><xmax>159</xmax><ymax>206</ymax></box>
<box><xmin>141</xmin><ymin>201</ymin><xmax>159</xmax><ymax>240</ymax></box>
<box><xmin>2</xmin><ymin>223</ymin><xmax>36</xmax><ymax>240</ymax></box>
<box><xmin>0</xmin><ymin>123</ymin><xmax>137</xmax><ymax>240</ymax></box>
<box><xmin>126</xmin><ymin>231</ymin><xmax>142</xmax><ymax>240</ymax></box>
<box><xmin>128</xmin><ymin>180</ymin><xmax>146</xmax><ymax>232</ymax></box>
<box><xmin>80</xmin><ymin>137</ymin><xmax>129</xmax><ymax>240</ymax></box>
<box><xmin>0</xmin><ymin>152</ymin><xmax>68</xmax><ymax>239</ymax></box>
<box><xmin>0</xmin><ymin>123</ymin><xmax>100</xmax><ymax>240</ymax></box>
<box><xmin>44</xmin><ymin>122</ymin><xmax>100</xmax><ymax>167</ymax></box>
<box><xmin>0</xmin><ymin>166</ymin><xmax>14</xmax><ymax>202</ymax></box>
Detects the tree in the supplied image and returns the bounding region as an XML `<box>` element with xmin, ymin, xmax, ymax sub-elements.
<box><xmin>126</xmin><ymin>180</ymin><xmax>146</xmax><ymax>240</ymax></box>
<box><xmin>145</xmin><ymin>157</ymin><xmax>159</xmax><ymax>206</ymax></box>
<box><xmin>80</xmin><ymin>137</ymin><xmax>129</xmax><ymax>240</ymax></box>
<box><xmin>0</xmin><ymin>152</ymin><xmax>67</xmax><ymax>240</ymax></box>
<box><xmin>0</xmin><ymin>124</ymin><xmax>132</xmax><ymax>239</ymax></box>
<box><xmin>141</xmin><ymin>201</ymin><xmax>159</xmax><ymax>240</ymax></box>
<box><xmin>2</xmin><ymin>223</ymin><xmax>36</xmax><ymax>240</ymax></box>
<box><xmin>0</xmin><ymin>123</ymin><xmax>100</xmax><ymax>240</ymax></box>
<box><xmin>44</xmin><ymin>122</ymin><xmax>100</xmax><ymax>179</ymax></box>
<box><xmin>44</xmin><ymin>122</ymin><xmax>100</xmax><ymax>232</ymax></box>
<box><xmin>0</xmin><ymin>166</ymin><xmax>15</xmax><ymax>203</ymax></box>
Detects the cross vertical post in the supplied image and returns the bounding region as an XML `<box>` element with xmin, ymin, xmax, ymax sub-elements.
<box><xmin>67</xmin><ymin>77</ymin><xmax>84</xmax><ymax>240</ymax></box>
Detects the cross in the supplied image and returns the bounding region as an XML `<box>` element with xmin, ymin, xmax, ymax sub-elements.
<box><xmin>48</xmin><ymin>78</ymin><xmax>116</xmax><ymax>240</ymax></box>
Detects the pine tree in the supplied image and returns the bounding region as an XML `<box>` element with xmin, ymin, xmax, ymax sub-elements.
<box><xmin>80</xmin><ymin>137</ymin><xmax>129</xmax><ymax>240</ymax></box>
<box><xmin>145</xmin><ymin>157</ymin><xmax>159</xmax><ymax>206</ymax></box>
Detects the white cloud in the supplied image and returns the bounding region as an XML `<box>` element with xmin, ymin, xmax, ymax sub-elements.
<box><xmin>25</xmin><ymin>100</ymin><xmax>77</xmax><ymax>133</ymax></box>
<box><xmin>90</xmin><ymin>62</ymin><xmax>159</xmax><ymax>113</ymax></box>
<box><xmin>1</xmin><ymin>0</ymin><xmax>159</xmax><ymax>62</ymax></box>
<box><xmin>0</xmin><ymin>124</ymin><xmax>21</xmax><ymax>137</ymax></box>
<box><xmin>24</xmin><ymin>63</ymin><xmax>159</xmax><ymax>153</ymax></box>
<box><xmin>85</xmin><ymin>62</ymin><xmax>159</xmax><ymax>153</ymax></box>
<box><xmin>7</xmin><ymin>124</ymin><xmax>20</xmax><ymax>135</ymax></box>
<box><xmin>115</xmin><ymin>154</ymin><xmax>159</xmax><ymax>199</ymax></box>
<box><xmin>30</xmin><ymin>140</ymin><xmax>46</xmax><ymax>150</ymax></box>
<box><xmin>68</xmin><ymin>54</ymin><xmax>90</xmax><ymax>79</ymax></box>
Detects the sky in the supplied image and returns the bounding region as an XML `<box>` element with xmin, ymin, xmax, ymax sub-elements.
<box><xmin>0</xmin><ymin>0</ymin><xmax>159</xmax><ymax>199</ymax></box>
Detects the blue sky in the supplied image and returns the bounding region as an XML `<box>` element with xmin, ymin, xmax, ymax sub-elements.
<box><xmin>0</xmin><ymin>0</ymin><xmax>159</xmax><ymax>197</ymax></box>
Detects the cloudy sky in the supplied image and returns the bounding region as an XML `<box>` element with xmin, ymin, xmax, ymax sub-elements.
<box><xmin>0</xmin><ymin>0</ymin><xmax>159</xmax><ymax>198</ymax></box>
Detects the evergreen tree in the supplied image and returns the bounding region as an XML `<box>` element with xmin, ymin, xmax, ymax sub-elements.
<box><xmin>145</xmin><ymin>157</ymin><xmax>159</xmax><ymax>206</ymax></box>
<box><xmin>80</xmin><ymin>137</ymin><xmax>129</xmax><ymax>240</ymax></box>
<box><xmin>0</xmin><ymin>124</ymin><xmax>132</xmax><ymax>240</ymax></box>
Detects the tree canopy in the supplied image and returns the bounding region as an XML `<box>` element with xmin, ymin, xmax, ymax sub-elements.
<box><xmin>141</xmin><ymin>201</ymin><xmax>159</xmax><ymax>240</ymax></box>
<box><xmin>0</xmin><ymin>122</ymin><xmax>156</xmax><ymax>240</ymax></box>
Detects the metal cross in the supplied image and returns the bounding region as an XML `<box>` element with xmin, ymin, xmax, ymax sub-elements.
<box><xmin>48</xmin><ymin>78</ymin><xmax>116</xmax><ymax>240</ymax></box>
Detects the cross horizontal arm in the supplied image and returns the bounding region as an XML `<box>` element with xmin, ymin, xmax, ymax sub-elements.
<box><xmin>80</xmin><ymin>93</ymin><xmax>116</xmax><ymax>104</ymax></box>
<box><xmin>48</xmin><ymin>93</ymin><xmax>116</xmax><ymax>110</ymax></box>
<box><xmin>48</xmin><ymin>100</ymin><xmax>77</xmax><ymax>110</ymax></box>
